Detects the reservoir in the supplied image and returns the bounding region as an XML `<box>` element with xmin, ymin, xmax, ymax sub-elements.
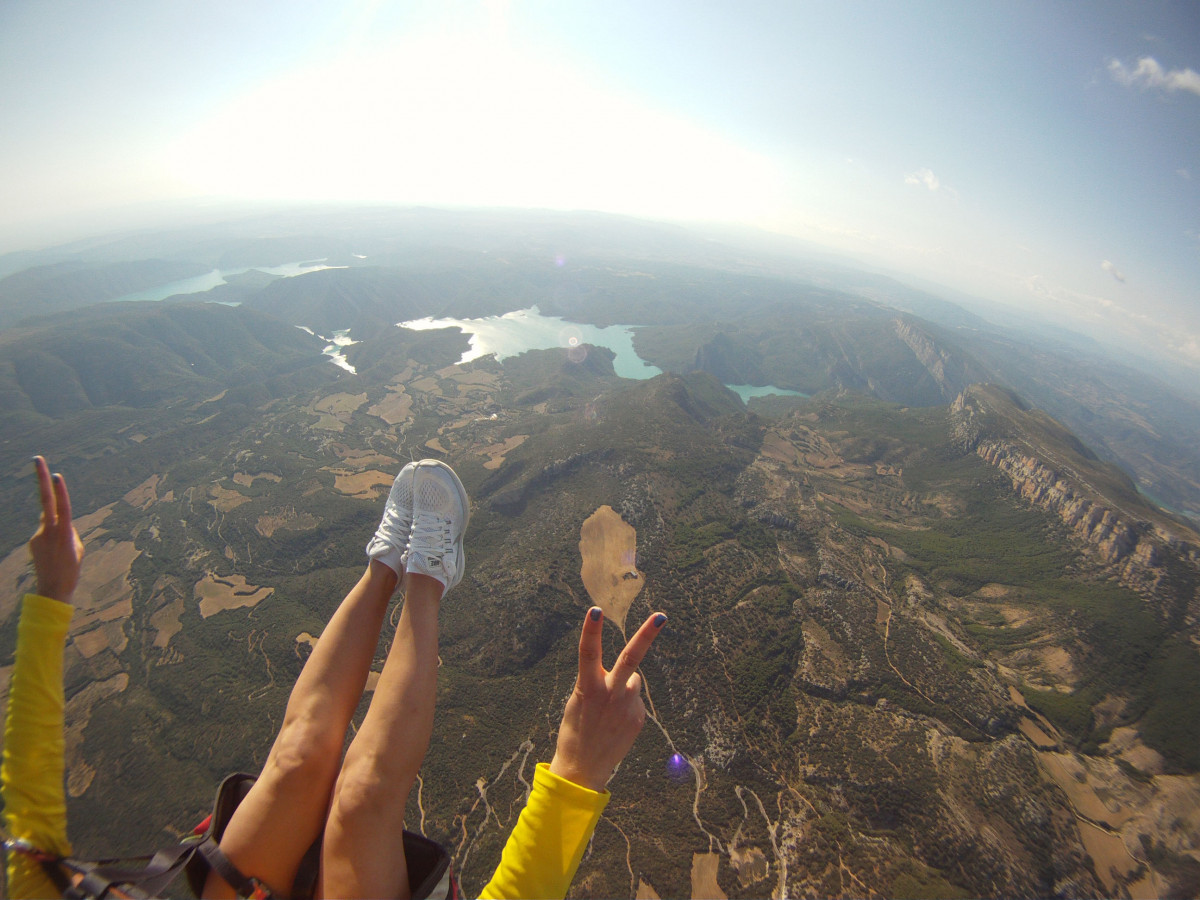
<box><xmin>399</xmin><ymin>306</ymin><xmax>805</xmax><ymax>402</ymax></box>
<box><xmin>113</xmin><ymin>261</ymin><xmax>343</xmax><ymax>303</ymax></box>
<box><xmin>726</xmin><ymin>383</ymin><xmax>807</xmax><ymax>403</ymax></box>
<box><xmin>399</xmin><ymin>306</ymin><xmax>663</xmax><ymax>381</ymax></box>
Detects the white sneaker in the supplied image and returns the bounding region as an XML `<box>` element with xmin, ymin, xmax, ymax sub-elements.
<box><xmin>365</xmin><ymin>461</ymin><xmax>418</xmax><ymax>576</ymax></box>
<box><xmin>405</xmin><ymin>460</ymin><xmax>469</xmax><ymax>595</ymax></box>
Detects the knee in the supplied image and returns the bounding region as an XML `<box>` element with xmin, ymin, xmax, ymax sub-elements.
<box><xmin>264</xmin><ymin>713</ymin><xmax>344</xmax><ymax>787</ymax></box>
<box><xmin>329</xmin><ymin>748</ymin><xmax>411</xmax><ymax>826</ymax></box>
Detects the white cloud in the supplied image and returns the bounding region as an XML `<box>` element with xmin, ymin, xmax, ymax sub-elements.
<box><xmin>905</xmin><ymin>168</ymin><xmax>940</xmax><ymax>191</ymax></box>
<box><xmin>1019</xmin><ymin>274</ymin><xmax>1139</xmax><ymax>322</ymax></box>
<box><xmin>1012</xmin><ymin>271</ymin><xmax>1200</xmax><ymax>373</ymax></box>
<box><xmin>1108</xmin><ymin>57</ymin><xmax>1200</xmax><ymax>97</ymax></box>
<box><xmin>1101</xmin><ymin>260</ymin><xmax>1126</xmax><ymax>283</ymax></box>
<box><xmin>1179</xmin><ymin>168</ymin><xmax>1193</xmax><ymax>181</ymax></box>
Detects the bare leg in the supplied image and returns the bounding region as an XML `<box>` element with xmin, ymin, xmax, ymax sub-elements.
<box><xmin>319</xmin><ymin>573</ymin><xmax>443</xmax><ymax>899</ymax></box>
<box><xmin>203</xmin><ymin>561</ymin><xmax>399</xmax><ymax>898</ymax></box>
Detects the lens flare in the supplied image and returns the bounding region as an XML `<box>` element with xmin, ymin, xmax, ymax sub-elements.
<box><xmin>666</xmin><ymin>752</ymin><xmax>691</xmax><ymax>783</ymax></box>
<box><xmin>558</xmin><ymin>325</ymin><xmax>583</xmax><ymax>348</ymax></box>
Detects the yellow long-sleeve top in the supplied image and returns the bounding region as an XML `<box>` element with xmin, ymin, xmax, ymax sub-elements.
<box><xmin>480</xmin><ymin>763</ymin><xmax>608</xmax><ymax>900</ymax></box>
<box><xmin>3</xmin><ymin>593</ymin><xmax>74</xmax><ymax>900</ymax></box>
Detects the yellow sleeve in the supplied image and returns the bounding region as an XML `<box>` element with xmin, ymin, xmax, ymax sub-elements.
<box><xmin>3</xmin><ymin>593</ymin><xmax>74</xmax><ymax>900</ymax></box>
<box><xmin>479</xmin><ymin>763</ymin><xmax>610</xmax><ymax>900</ymax></box>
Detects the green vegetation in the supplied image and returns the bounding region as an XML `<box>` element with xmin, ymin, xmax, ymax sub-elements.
<box><xmin>964</xmin><ymin>622</ymin><xmax>1041</xmax><ymax>650</ymax></box>
<box><xmin>930</xmin><ymin>632</ymin><xmax>984</xmax><ymax>674</ymax></box>
<box><xmin>672</xmin><ymin>520</ymin><xmax>732</xmax><ymax>568</ymax></box>
<box><xmin>1133</xmin><ymin>640</ymin><xmax>1200</xmax><ymax>771</ymax></box>
<box><xmin>892</xmin><ymin>866</ymin><xmax>972</xmax><ymax>900</ymax></box>
<box><xmin>869</xmin><ymin>490</ymin><xmax>1073</xmax><ymax>595</ymax></box>
<box><xmin>1022</xmin><ymin>685</ymin><xmax>1096</xmax><ymax>738</ymax></box>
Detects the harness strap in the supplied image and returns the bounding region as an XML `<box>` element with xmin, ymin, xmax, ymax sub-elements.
<box><xmin>196</xmin><ymin>838</ymin><xmax>275</xmax><ymax>899</ymax></box>
<box><xmin>55</xmin><ymin>843</ymin><xmax>198</xmax><ymax>899</ymax></box>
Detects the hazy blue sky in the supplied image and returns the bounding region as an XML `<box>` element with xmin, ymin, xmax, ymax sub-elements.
<box><xmin>1</xmin><ymin>1</ymin><xmax>1197</xmax><ymax>365</ymax></box>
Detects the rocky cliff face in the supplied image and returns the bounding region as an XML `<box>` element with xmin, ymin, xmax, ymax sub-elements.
<box><xmin>978</xmin><ymin>440</ymin><xmax>1146</xmax><ymax>564</ymax></box>
<box><xmin>893</xmin><ymin>318</ymin><xmax>961</xmax><ymax>400</ymax></box>
<box><xmin>952</xmin><ymin>385</ymin><xmax>1200</xmax><ymax>630</ymax></box>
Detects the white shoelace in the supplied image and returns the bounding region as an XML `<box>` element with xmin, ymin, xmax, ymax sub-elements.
<box><xmin>409</xmin><ymin>515</ymin><xmax>453</xmax><ymax>561</ymax></box>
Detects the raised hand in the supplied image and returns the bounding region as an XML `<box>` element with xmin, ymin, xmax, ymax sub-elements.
<box><xmin>549</xmin><ymin>607</ymin><xmax>667</xmax><ymax>792</ymax></box>
<box><xmin>28</xmin><ymin>456</ymin><xmax>85</xmax><ymax>604</ymax></box>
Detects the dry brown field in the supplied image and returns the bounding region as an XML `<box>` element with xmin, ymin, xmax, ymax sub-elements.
<box><xmin>233</xmin><ymin>471</ymin><xmax>282</xmax><ymax>487</ymax></box>
<box><xmin>331</xmin><ymin>469</ymin><xmax>393</xmax><ymax>500</ymax></box>
<box><xmin>209</xmin><ymin>484</ymin><xmax>251</xmax><ymax>511</ymax></box>
<box><xmin>367</xmin><ymin>389</ymin><xmax>414</xmax><ymax>426</ymax></box>
<box><xmin>149</xmin><ymin>595</ymin><xmax>186</xmax><ymax>649</ymax></box>
<box><xmin>255</xmin><ymin>508</ymin><xmax>321</xmax><ymax>537</ymax></box>
<box><xmin>122</xmin><ymin>473</ymin><xmax>162</xmax><ymax>509</ymax></box>
<box><xmin>65</xmin><ymin>673</ymin><xmax>129</xmax><ymax>797</ymax></box>
<box><xmin>690</xmin><ymin>852</ymin><xmax>726</xmax><ymax>899</ymax></box>
<box><xmin>481</xmin><ymin>434</ymin><xmax>527</xmax><ymax>469</ymax></box>
<box><xmin>195</xmin><ymin>572</ymin><xmax>274</xmax><ymax>618</ymax></box>
<box><xmin>579</xmin><ymin>505</ymin><xmax>644</xmax><ymax>633</ymax></box>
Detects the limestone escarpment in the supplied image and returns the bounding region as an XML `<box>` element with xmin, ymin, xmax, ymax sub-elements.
<box><xmin>952</xmin><ymin>385</ymin><xmax>1200</xmax><ymax>629</ymax></box>
<box><xmin>893</xmin><ymin>318</ymin><xmax>959</xmax><ymax>398</ymax></box>
<box><xmin>978</xmin><ymin>439</ymin><xmax>1147</xmax><ymax>567</ymax></box>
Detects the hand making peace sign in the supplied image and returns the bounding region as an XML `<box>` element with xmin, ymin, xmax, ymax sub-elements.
<box><xmin>28</xmin><ymin>456</ymin><xmax>85</xmax><ymax>605</ymax></box>
<box><xmin>549</xmin><ymin>606</ymin><xmax>667</xmax><ymax>792</ymax></box>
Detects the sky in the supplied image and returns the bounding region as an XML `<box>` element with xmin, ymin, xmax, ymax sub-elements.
<box><xmin>1</xmin><ymin>0</ymin><xmax>1198</xmax><ymax>367</ymax></box>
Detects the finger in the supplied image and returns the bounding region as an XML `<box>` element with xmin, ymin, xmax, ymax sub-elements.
<box><xmin>609</xmin><ymin>612</ymin><xmax>666</xmax><ymax>685</ymax></box>
<box><xmin>577</xmin><ymin>606</ymin><xmax>606</xmax><ymax>691</ymax></box>
<box><xmin>53</xmin><ymin>473</ymin><xmax>73</xmax><ymax>530</ymax></box>
<box><xmin>34</xmin><ymin>456</ymin><xmax>56</xmax><ymax>526</ymax></box>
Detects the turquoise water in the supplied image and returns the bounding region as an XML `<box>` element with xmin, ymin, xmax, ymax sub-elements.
<box><xmin>727</xmin><ymin>383</ymin><xmax>808</xmax><ymax>403</ymax></box>
<box><xmin>399</xmin><ymin>306</ymin><xmax>664</xmax><ymax>381</ymax></box>
<box><xmin>113</xmin><ymin>261</ymin><xmax>343</xmax><ymax>303</ymax></box>
<box><xmin>297</xmin><ymin>326</ymin><xmax>358</xmax><ymax>374</ymax></box>
<box><xmin>399</xmin><ymin>306</ymin><xmax>803</xmax><ymax>402</ymax></box>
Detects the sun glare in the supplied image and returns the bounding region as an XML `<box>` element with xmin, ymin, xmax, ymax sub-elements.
<box><xmin>168</xmin><ymin>35</ymin><xmax>781</xmax><ymax>225</ymax></box>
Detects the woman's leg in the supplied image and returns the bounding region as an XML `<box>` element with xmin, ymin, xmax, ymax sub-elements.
<box><xmin>203</xmin><ymin>561</ymin><xmax>397</xmax><ymax>898</ymax></box>
<box><xmin>319</xmin><ymin>460</ymin><xmax>469</xmax><ymax>900</ymax></box>
<box><xmin>203</xmin><ymin>462</ymin><xmax>419</xmax><ymax>898</ymax></box>
<box><xmin>318</xmin><ymin>574</ymin><xmax>442</xmax><ymax>898</ymax></box>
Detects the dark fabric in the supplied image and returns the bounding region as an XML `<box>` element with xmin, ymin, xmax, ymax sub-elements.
<box><xmin>183</xmin><ymin>772</ymin><xmax>456</xmax><ymax>900</ymax></box>
<box><xmin>17</xmin><ymin>771</ymin><xmax>454</xmax><ymax>899</ymax></box>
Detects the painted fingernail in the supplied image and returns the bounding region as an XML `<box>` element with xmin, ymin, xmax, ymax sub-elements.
<box><xmin>589</xmin><ymin>607</ymin><xmax>602</xmax><ymax>622</ymax></box>
<box><xmin>654</xmin><ymin>613</ymin><xmax>667</xmax><ymax>628</ymax></box>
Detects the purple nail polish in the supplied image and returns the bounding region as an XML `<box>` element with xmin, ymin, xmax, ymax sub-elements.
<box><xmin>589</xmin><ymin>607</ymin><xmax>602</xmax><ymax>622</ymax></box>
<box><xmin>654</xmin><ymin>614</ymin><xmax>667</xmax><ymax>628</ymax></box>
